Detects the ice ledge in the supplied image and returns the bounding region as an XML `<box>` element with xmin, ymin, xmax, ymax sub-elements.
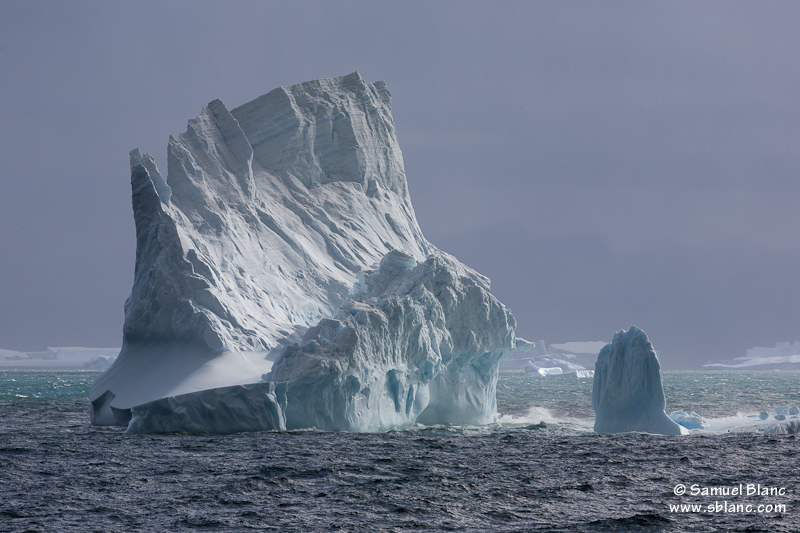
<box><xmin>89</xmin><ymin>345</ymin><xmax>275</xmax><ymax>423</ymax></box>
<box><xmin>127</xmin><ymin>382</ymin><xmax>286</xmax><ymax>434</ymax></box>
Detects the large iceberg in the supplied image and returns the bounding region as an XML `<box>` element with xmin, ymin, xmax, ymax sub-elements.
<box><xmin>90</xmin><ymin>73</ymin><xmax>527</xmax><ymax>433</ymax></box>
<box><xmin>592</xmin><ymin>326</ymin><xmax>684</xmax><ymax>435</ymax></box>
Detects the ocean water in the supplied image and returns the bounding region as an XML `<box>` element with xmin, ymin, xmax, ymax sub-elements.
<box><xmin>1</xmin><ymin>369</ymin><xmax>798</xmax><ymax>532</ymax></box>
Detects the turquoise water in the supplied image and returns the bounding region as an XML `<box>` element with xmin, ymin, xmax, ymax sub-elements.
<box><xmin>498</xmin><ymin>369</ymin><xmax>800</xmax><ymax>421</ymax></box>
<box><xmin>662</xmin><ymin>370</ymin><xmax>800</xmax><ymax>418</ymax></box>
<box><xmin>0</xmin><ymin>369</ymin><xmax>99</xmax><ymax>400</ymax></box>
<box><xmin>4</xmin><ymin>369</ymin><xmax>798</xmax><ymax>426</ymax></box>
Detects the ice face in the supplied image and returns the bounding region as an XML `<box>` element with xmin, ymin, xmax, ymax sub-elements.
<box><xmin>267</xmin><ymin>252</ymin><xmax>522</xmax><ymax>431</ymax></box>
<box><xmin>90</xmin><ymin>73</ymin><xmax>525</xmax><ymax>433</ymax></box>
<box><xmin>126</xmin><ymin>382</ymin><xmax>287</xmax><ymax>434</ymax></box>
<box><xmin>592</xmin><ymin>326</ymin><xmax>684</xmax><ymax>435</ymax></box>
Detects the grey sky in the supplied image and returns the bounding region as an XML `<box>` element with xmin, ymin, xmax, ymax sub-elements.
<box><xmin>1</xmin><ymin>1</ymin><xmax>798</xmax><ymax>368</ymax></box>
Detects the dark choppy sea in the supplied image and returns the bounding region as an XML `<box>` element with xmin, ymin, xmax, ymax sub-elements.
<box><xmin>1</xmin><ymin>370</ymin><xmax>798</xmax><ymax>532</ymax></box>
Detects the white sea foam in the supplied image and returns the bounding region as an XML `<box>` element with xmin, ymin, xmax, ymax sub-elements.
<box><xmin>497</xmin><ymin>406</ymin><xmax>594</xmax><ymax>431</ymax></box>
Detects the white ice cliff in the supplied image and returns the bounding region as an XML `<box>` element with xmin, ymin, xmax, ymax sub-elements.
<box><xmin>592</xmin><ymin>326</ymin><xmax>684</xmax><ymax>435</ymax></box>
<box><xmin>90</xmin><ymin>72</ymin><xmax>526</xmax><ymax>433</ymax></box>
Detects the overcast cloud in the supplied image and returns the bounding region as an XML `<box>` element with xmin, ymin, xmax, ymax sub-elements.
<box><xmin>1</xmin><ymin>1</ymin><xmax>798</xmax><ymax>367</ymax></box>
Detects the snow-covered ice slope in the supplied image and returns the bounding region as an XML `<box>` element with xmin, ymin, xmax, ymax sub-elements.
<box><xmin>90</xmin><ymin>73</ymin><xmax>525</xmax><ymax>432</ymax></box>
<box><xmin>592</xmin><ymin>326</ymin><xmax>684</xmax><ymax>435</ymax></box>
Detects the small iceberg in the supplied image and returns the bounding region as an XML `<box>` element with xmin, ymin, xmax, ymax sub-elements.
<box><xmin>523</xmin><ymin>361</ymin><xmax>563</xmax><ymax>377</ymax></box>
<box><xmin>669</xmin><ymin>410</ymin><xmax>706</xmax><ymax>430</ymax></box>
<box><xmin>522</xmin><ymin>360</ymin><xmax>593</xmax><ymax>378</ymax></box>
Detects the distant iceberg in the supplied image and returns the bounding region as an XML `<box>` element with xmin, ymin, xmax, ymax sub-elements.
<box><xmin>0</xmin><ymin>347</ymin><xmax>119</xmax><ymax>369</ymax></box>
<box><xmin>523</xmin><ymin>362</ymin><xmax>563</xmax><ymax>377</ymax></box>
<box><xmin>530</xmin><ymin>355</ymin><xmax>589</xmax><ymax>372</ymax></box>
<box><xmin>548</xmin><ymin>341</ymin><xmax>607</xmax><ymax>356</ymax></box>
<box><xmin>91</xmin><ymin>73</ymin><xmax>528</xmax><ymax>433</ymax></box>
<box><xmin>704</xmin><ymin>342</ymin><xmax>800</xmax><ymax>370</ymax></box>
<box><xmin>555</xmin><ymin>369</ymin><xmax>594</xmax><ymax>379</ymax></box>
<box><xmin>522</xmin><ymin>360</ymin><xmax>594</xmax><ymax>379</ymax></box>
<box><xmin>592</xmin><ymin>326</ymin><xmax>684</xmax><ymax>435</ymax></box>
<box><xmin>501</xmin><ymin>339</ymin><xmax>600</xmax><ymax>371</ymax></box>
